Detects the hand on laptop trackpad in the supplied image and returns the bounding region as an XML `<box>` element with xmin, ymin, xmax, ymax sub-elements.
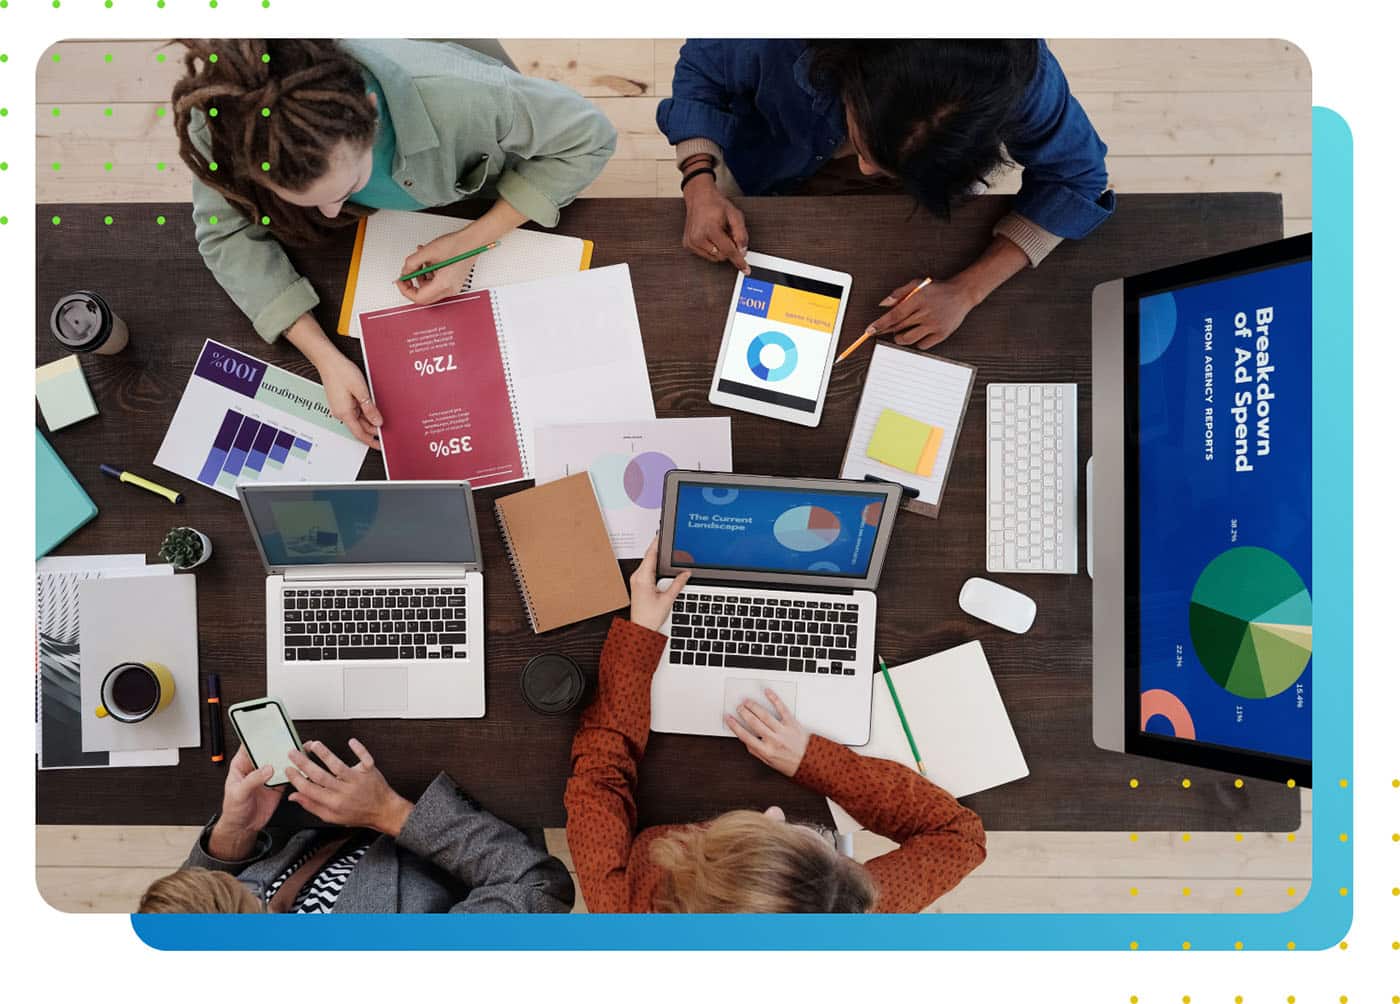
<box><xmin>722</xmin><ymin>678</ymin><xmax>797</xmax><ymax>734</ymax></box>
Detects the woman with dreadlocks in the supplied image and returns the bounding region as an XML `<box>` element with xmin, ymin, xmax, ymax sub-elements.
<box><xmin>173</xmin><ymin>39</ymin><xmax>617</xmax><ymax>448</ymax></box>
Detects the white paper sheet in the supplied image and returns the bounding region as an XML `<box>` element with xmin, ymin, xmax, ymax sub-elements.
<box><xmin>79</xmin><ymin>575</ymin><xmax>199</xmax><ymax>753</ymax></box>
<box><xmin>495</xmin><ymin>265</ymin><xmax>657</xmax><ymax>478</ymax></box>
<box><xmin>827</xmin><ymin>641</ymin><xmax>1028</xmax><ymax>833</ymax></box>
<box><xmin>533</xmin><ymin>418</ymin><xmax>733</xmax><ymax>558</ymax></box>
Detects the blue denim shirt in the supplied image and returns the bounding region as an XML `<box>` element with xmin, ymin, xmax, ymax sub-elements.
<box><xmin>657</xmin><ymin>39</ymin><xmax>1114</xmax><ymax>240</ymax></box>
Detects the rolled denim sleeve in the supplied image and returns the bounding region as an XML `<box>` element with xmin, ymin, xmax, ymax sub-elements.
<box><xmin>494</xmin><ymin>74</ymin><xmax>617</xmax><ymax>227</ymax></box>
<box><xmin>1006</xmin><ymin>40</ymin><xmax>1115</xmax><ymax>240</ymax></box>
<box><xmin>656</xmin><ymin>39</ymin><xmax>745</xmax><ymax>150</ymax></box>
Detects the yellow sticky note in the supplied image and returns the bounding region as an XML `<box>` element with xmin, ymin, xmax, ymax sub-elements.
<box><xmin>866</xmin><ymin>409</ymin><xmax>943</xmax><ymax>477</ymax></box>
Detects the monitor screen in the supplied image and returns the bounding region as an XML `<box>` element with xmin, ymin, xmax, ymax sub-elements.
<box><xmin>714</xmin><ymin>266</ymin><xmax>846</xmax><ymax>414</ymax></box>
<box><xmin>670</xmin><ymin>481</ymin><xmax>888</xmax><ymax>578</ymax></box>
<box><xmin>1132</xmin><ymin>249</ymin><xmax>1311</xmax><ymax>768</ymax></box>
<box><xmin>244</xmin><ymin>485</ymin><xmax>476</xmax><ymax>566</ymax></box>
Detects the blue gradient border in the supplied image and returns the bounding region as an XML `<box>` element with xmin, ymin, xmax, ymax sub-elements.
<box><xmin>132</xmin><ymin>107</ymin><xmax>1352</xmax><ymax>952</ymax></box>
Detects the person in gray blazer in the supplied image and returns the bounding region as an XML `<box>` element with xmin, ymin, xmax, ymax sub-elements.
<box><xmin>139</xmin><ymin>739</ymin><xmax>573</xmax><ymax>914</ymax></box>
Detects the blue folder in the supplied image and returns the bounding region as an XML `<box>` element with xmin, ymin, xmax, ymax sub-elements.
<box><xmin>36</xmin><ymin>427</ymin><xmax>97</xmax><ymax>558</ymax></box>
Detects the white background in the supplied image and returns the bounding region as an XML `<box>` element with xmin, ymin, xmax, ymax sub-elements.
<box><xmin>6</xmin><ymin>2</ymin><xmax>1391</xmax><ymax>1000</ymax></box>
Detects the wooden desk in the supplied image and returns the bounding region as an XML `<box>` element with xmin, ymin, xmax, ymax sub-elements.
<box><xmin>35</xmin><ymin>194</ymin><xmax>1299</xmax><ymax>832</ymax></box>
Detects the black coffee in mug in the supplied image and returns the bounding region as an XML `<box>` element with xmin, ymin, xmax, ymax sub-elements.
<box><xmin>109</xmin><ymin>664</ymin><xmax>159</xmax><ymax>716</ymax></box>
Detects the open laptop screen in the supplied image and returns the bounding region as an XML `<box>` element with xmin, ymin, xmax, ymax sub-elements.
<box><xmin>664</xmin><ymin>474</ymin><xmax>898</xmax><ymax>585</ymax></box>
<box><xmin>241</xmin><ymin>483</ymin><xmax>476</xmax><ymax>568</ymax></box>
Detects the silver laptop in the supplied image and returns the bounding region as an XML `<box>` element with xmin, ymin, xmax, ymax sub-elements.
<box><xmin>653</xmin><ymin>471</ymin><xmax>902</xmax><ymax>745</ymax></box>
<box><xmin>238</xmin><ymin>481</ymin><xmax>486</xmax><ymax>720</ymax></box>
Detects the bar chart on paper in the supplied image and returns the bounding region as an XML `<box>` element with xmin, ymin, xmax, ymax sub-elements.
<box><xmin>157</xmin><ymin>340</ymin><xmax>368</xmax><ymax>499</ymax></box>
<box><xmin>196</xmin><ymin>409</ymin><xmax>318</xmax><ymax>492</ymax></box>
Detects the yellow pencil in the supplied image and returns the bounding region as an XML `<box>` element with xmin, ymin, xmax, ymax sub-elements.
<box><xmin>835</xmin><ymin>277</ymin><xmax>933</xmax><ymax>363</ymax></box>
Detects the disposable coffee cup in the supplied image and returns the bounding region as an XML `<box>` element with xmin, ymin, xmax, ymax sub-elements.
<box><xmin>50</xmin><ymin>290</ymin><xmax>130</xmax><ymax>355</ymax></box>
<box><xmin>520</xmin><ymin>653</ymin><xmax>586</xmax><ymax>715</ymax></box>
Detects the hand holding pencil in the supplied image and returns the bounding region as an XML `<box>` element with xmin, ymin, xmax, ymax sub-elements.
<box><xmin>838</xmin><ymin>275</ymin><xmax>979</xmax><ymax>360</ymax></box>
<box><xmin>395</xmin><ymin>231</ymin><xmax>498</xmax><ymax>307</ymax></box>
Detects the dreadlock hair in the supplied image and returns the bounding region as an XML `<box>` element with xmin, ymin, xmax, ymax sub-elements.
<box><xmin>171</xmin><ymin>39</ymin><xmax>379</xmax><ymax>246</ymax></box>
<box><xmin>807</xmin><ymin>40</ymin><xmax>1040</xmax><ymax>220</ymax></box>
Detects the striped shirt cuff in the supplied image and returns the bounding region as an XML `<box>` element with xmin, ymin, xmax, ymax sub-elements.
<box><xmin>992</xmin><ymin>212</ymin><xmax>1064</xmax><ymax>268</ymax></box>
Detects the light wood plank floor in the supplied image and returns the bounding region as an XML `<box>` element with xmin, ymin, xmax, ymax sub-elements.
<box><xmin>33</xmin><ymin>39</ymin><xmax>1313</xmax><ymax>914</ymax></box>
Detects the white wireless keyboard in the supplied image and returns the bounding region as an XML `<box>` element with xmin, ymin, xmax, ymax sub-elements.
<box><xmin>985</xmin><ymin>383</ymin><xmax>1078</xmax><ymax>574</ymax></box>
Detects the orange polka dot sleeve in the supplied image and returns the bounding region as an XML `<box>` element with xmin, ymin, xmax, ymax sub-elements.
<box><xmin>794</xmin><ymin>736</ymin><xmax>988</xmax><ymax>912</ymax></box>
<box><xmin>564</xmin><ymin>616</ymin><xmax>668</xmax><ymax>913</ymax></box>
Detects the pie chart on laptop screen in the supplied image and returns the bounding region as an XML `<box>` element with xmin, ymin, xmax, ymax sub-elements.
<box><xmin>773</xmin><ymin>505</ymin><xmax>841</xmax><ymax>552</ymax></box>
<box><xmin>1188</xmin><ymin>546</ymin><xmax>1312</xmax><ymax>700</ymax></box>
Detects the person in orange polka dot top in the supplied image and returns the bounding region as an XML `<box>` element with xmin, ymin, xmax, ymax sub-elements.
<box><xmin>564</xmin><ymin>537</ymin><xmax>987</xmax><ymax>913</ymax></box>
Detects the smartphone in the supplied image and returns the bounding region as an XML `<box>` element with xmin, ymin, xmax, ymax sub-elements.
<box><xmin>227</xmin><ymin>697</ymin><xmax>303</xmax><ymax>787</ymax></box>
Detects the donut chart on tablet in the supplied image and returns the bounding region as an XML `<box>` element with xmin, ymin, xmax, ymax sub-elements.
<box><xmin>746</xmin><ymin>331</ymin><xmax>798</xmax><ymax>382</ymax></box>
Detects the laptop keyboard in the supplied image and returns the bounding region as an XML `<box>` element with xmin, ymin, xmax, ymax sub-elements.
<box><xmin>667</xmin><ymin>589</ymin><xmax>861</xmax><ymax>676</ymax></box>
<box><xmin>282</xmin><ymin>586</ymin><xmax>468</xmax><ymax>662</ymax></box>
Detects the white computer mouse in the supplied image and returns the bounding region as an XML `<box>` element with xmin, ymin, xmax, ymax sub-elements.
<box><xmin>958</xmin><ymin>577</ymin><xmax>1037</xmax><ymax>634</ymax></box>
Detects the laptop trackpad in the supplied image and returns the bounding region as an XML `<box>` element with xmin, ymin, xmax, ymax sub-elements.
<box><xmin>344</xmin><ymin>667</ymin><xmax>406</xmax><ymax>717</ymax></box>
<box><xmin>723</xmin><ymin>678</ymin><xmax>798</xmax><ymax>732</ymax></box>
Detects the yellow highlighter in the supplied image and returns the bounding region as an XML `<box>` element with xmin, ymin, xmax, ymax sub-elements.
<box><xmin>99</xmin><ymin>464</ymin><xmax>184</xmax><ymax>504</ymax></box>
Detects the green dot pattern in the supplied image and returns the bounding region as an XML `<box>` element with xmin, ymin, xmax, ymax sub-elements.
<box><xmin>209</xmin><ymin>216</ymin><xmax>219</xmax><ymax>225</ymax></box>
<box><xmin>0</xmin><ymin>218</ymin><xmax>8</xmax><ymax>226</ymax></box>
<box><xmin>0</xmin><ymin>162</ymin><xmax>7</xmax><ymax>171</ymax></box>
<box><xmin>261</xmin><ymin>215</ymin><xmax>271</xmax><ymax>225</ymax></box>
<box><xmin>209</xmin><ymin>108</ymin><xmax>218</xmax><ymax>118</ymax></box>
<box><xmin>52</xmin><ymin>162</ymin><xmax>61</xmax><ymax>171</ymax></box>
<box><xmin>103</xmin><ymin>107</ymin><xmax>113</xmax><ymax>117</ymax></box>
<box><xmin>156</xmin><ymin>53</ymin><xmax>166</xmax><ymax>63</ymax></box>
<box><xmin>104</xmin><ymin>216</ymin><xmax>114</xmax><ymax>225</ymax></box>
<box><xmin>261</xmin><ymin>53</ymin><xmax>270</xmax><ymax>63</ymax></box>
<box><xmin>52</xmin><ymin>108</ymin><xmax>61</xmax><ymax>117</ymax></box>
<box><xmin>103</xmin><ymin>162</ymin><xmax>112</xmax><ymax>171</ymax></box>
<box><xmin>52</xmin><ymin>216</ymin><xmax>62</xmax><ymax>226</ymax></box>
<box><xmin>261</xmin><ymin>107</ymin><xmax>271</xmax><ymax>117</ymax></box>
<box><xmin>261</xmin><ymin>161</ymin><xmax>271</xmax><ymax>172</ymax></box>
<box><xmin>157</xmin><ymin>216</ymin><xmax>166</xmax><ymax>225</ymax></box>
<box><xmin>209</xmin><ymin>162</ymin><xmax>218</xmax><ymax>171</ymax></box>
<box><xmin>156</xmin><ymin>162</ymin><xmax>166</xmax><ymax>171</ymax></box>
<box><xmin>104</xmin><ymin>53</ymin><xmax>113</xmax><ymax>63</ymax></box>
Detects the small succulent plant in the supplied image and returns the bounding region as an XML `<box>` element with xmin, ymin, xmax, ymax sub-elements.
<box><xmin>159</xmin><ymin>526</ymin><xmax>208</xmax><ymax>569</ymax></box>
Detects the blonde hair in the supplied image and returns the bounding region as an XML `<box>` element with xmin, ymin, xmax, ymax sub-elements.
<box><xmin>138</xmin><ymin>868</ymin><xmax>264</xmax><ymax>914</ymax></box>
<box><xmin>650</xmin><ymin>810</ymin><xmax>876</xmax><ymax>913</ymax></box>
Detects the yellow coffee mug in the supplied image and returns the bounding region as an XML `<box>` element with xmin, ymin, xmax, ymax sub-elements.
<box><xmin>95</xmin><ymin>661</ymin><xmax>175</xmax><ymax>723</ymax></box>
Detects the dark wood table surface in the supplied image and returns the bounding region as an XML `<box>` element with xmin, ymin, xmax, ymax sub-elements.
<box><xmin>36</xmin><ymin>193</ymin><xmax>1299</xmax><ymax>833</ymax></box>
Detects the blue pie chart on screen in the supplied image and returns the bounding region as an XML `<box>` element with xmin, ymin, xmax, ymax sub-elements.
<box><xmin>747</xmin><ymin>331</ymin><xmax>798</xmax><ymax>382</ymax></box>
<box><xmin>774</xmin><ymin>505</ymin><xmax>841</xmax><ymax>552</ymax></box>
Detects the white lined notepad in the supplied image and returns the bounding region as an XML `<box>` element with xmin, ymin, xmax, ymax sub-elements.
<box><xmin>839</xmin><ymin>343</ymin><xmax>977</xmax><ymax>517</ymax></box>
<box><xmin>340</xmin><ymin>210</ymin><xmax>591</xmax><ymax>337</ymax></box>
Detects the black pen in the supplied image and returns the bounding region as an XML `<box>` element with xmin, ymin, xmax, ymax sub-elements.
<box><xmin>207</xmin><ymin>674</ymin><xmax>225</xmax><ymax>764</ymax></box>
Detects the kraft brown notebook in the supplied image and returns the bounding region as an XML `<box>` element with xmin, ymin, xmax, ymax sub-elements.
<box><xmin>494</xmin><ymin>472</ymin><xmax>629</xmax><ymax>633</ymax></box>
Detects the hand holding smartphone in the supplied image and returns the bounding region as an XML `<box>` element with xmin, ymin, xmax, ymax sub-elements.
<box><xmin>227</xmin><ymin>697</ymin><xmax>302</xmax><ymax>786</ymax></box>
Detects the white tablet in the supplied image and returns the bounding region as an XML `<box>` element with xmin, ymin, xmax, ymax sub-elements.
<box><xmin>708</xmin><ymin>252</ymin><xmax>853</xmax><ymax>427</ymax></box>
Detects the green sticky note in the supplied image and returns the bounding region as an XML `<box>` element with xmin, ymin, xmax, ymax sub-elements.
<box><xmin>35</xmin><ymin>354</ymin><xmax>98</xmax><ymax>431</ymax></box>
<box><xmin>867</xmin><ymin>408</ymin><xmax>943</xmax><ymax>477</ymax></box>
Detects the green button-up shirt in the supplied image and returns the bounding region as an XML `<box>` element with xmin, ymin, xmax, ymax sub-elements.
<box><xmin>187</xmin><ymin>39</ymin><xmax>618</xmax><ymax>342</ymax></box>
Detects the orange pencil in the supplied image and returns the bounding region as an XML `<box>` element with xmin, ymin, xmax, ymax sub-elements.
<box><xmin>835</xmin><ymin>276</ymin><xmax>933</xmax><ymax>363</ymax></box>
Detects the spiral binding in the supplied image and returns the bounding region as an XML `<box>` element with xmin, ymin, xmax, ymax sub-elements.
<box><xmin>494</xmin><ymin>504</ymin><xmax>539</xmax><ymax>633</ymax></box>
<box><xmin>490</xmin><ymin>291</ymin><xmax>530</xmax><ymax>477</ymax></box>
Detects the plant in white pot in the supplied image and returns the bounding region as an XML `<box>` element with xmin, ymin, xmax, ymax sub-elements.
<box><xmin>159</xmin><ymin>526</ymin><xmax>212</xmax><ymax>570</ymax></box>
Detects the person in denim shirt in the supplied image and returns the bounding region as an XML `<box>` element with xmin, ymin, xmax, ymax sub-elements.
<box><xmin>657</xmin><ymin>39</ymin><xmax>1114</xmax><ymax>349</ymax></box>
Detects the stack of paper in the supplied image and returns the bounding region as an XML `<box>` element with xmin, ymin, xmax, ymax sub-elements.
<box><xmin>35</xmin><ymin>556</ymin><xmax>178</xmax><ymax>769</ymax></box>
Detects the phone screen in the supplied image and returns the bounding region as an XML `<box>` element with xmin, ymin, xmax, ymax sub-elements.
<box><xmin>231</xmin><ymin>702</ymin><xmax>300</xmax><ymax>786</ymax></box>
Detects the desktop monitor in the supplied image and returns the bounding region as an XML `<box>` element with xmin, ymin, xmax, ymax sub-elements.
<box><xmin>1091</xmin><ymin>234</ymin><xmax>1312</xmax><ymax>786</ymax></box>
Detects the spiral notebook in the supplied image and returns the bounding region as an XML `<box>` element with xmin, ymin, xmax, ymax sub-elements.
<box><xmin>338</xmin><ymin>210</ymin><xmax>594</xmax><ymax>337</ymax></box>
<box><xmin>494</xmin><ymin>472</ymin><xmax>629</xmax><ymax>634</ymax></box>
<box><xmin>360</xmin><ymin>264</ymin><xmax>656</xmax><ymax>488</ymax></box>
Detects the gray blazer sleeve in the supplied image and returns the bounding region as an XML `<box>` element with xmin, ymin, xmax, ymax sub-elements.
<box><xmin>182</xmin><ymin>814</ymin><xmax>276</xmax><ymax>874</ymax></box>
<box><xmin>395</xmin><ymin>773</ymin><xmax>575</xmax><ymax>913</ymax></box>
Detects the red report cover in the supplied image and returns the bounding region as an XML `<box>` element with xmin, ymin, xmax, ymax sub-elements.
<box><xmin>360</xmin><ymin>292</ymin><xmax>525</xmax><ymax>486</ymax></box>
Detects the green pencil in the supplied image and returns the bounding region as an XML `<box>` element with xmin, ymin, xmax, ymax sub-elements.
<box><xmin>396</xmin><ymin>241</ymin><xmax>498</xmax><ymax>283</ymax></box>
<box><xmin>878</xmin><ymin>654</ymin><xmax>926</xmax><ymax>776</ymax></box>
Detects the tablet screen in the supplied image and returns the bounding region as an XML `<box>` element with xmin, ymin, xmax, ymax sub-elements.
<box><xmin>715</xmin><ymin>266</ymin><xmax>845</xmax><ymax>414</ymax></box>
<box><xmin>1132</xmin><ymin>252</ymin><xmax>1311</xmax><ymax>767</ymax></box>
